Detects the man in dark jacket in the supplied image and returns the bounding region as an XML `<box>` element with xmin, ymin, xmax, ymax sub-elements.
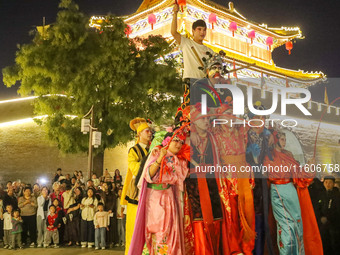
<box><xmin>319</xmin><ymin>175</ymin><xmax>340</xmax><ymax>255</ymax></box>
<box><xmin>3</xmin><ymin>188</ymin><xmax>18</xmax><ymax>210</ymax></box>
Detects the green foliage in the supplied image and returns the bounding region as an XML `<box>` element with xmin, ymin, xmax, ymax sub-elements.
<box><xmin>2</xmin><ymin>0</ymin><xmax>182</xmax><ymax>153</ymax></box>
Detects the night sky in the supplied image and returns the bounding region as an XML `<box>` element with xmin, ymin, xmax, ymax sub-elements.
<box><xmin>1</xmin><ymin>0</ymin><xmax>339</xmax><ymax>102</ymax></box>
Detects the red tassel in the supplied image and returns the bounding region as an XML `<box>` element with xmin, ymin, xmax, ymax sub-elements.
<box><xmin>289</xmin><ymin>50</ymin><xmax>291</xmax><ymax>55</ymax></box>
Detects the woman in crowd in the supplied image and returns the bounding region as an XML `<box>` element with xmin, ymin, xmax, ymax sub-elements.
<box><xmin>80</xmin><ymin>188</ymin><xmax>98</xmax><ymax>248</ymax></box>
<box><xmin>101</xmin><ymin>182</ymin><xmax>117</xmax><ymax>247</ymax></box>
<box><xmin>36</xmin><ymin>186</ymin><xmax>50</xmax><ymax>247</ymax></box>
<box><xmin>50</xmin><ymin>182</ymin><xmax>64</xmax><ymax>207</ymax></box>
<box><xmin>78</xmin><ymin>171</ymin><xmax>85</xmax><ymax>185</ymax></box>
<box><xmin>64</xmin><ymin>186</ymin><xmax>83</xmax><ymax>246</ymax></box>
<box><xmin>33</xmin><ymin>183</ymin><xmax>41</xmax><ymax>198</ymax></box>
<box><xmin>18</xmin><ymin>187</ymin><xmax>37</xmax><ymax>247</ymax></box>
<box><xmin>113</xmin><ymin>169</ymin><xmax>122</xmax><ymax>186</ymax></box>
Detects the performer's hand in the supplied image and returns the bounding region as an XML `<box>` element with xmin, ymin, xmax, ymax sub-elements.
<box><xmin>173</xmin><ymin>3</ymin><xmax>179</xmax><ymax>13</ymax></box>
<box><xmin>152</xmin><ymin>147</ymin><xmax>160</xmax><ymax>157</ymax></box>
<box><xmin>160</xmin><ymin>147</ymin><xmax>167</xmax><ymax>158</ymax></box>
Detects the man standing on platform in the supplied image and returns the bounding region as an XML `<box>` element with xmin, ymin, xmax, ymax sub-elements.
<box><xmin>171</xmin><ymin>2</ymin><xmax>214</xmax><ymax>115</ymax></box>
<box><xmin>121</xmin><ymin>118</ymin><xmax>152</xmax><ymax>255</ymax></box>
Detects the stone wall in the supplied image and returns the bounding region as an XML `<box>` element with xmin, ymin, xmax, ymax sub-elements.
<box><xmin>103</xmin><ymin>141</ymin><xmax>134</xmax><ymax>182</ymax></box>
<box><xmin>0</xmin><ymin>120</ymin><xmax>88</xmax><ymax>186</ymax></box>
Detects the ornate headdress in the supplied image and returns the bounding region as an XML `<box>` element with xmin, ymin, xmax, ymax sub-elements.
<box><xmin>129</xmin><ymin>117</ymin><xmax>149</xmax><ymax>134</ymax></box>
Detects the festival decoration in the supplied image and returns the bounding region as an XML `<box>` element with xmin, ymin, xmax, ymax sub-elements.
<box><xmin>148</xmin><ymin>13</ymin><xmax>156</xmax><ymax>30</ymax></box>
<box><xmin>266</xmin><ymin>36</ymin><xmax>273</xmax><ymax>50</ymax></box>
<box><xmin>177</xmin><ymin>0</ymin><xmax>186</xmax><ymax>12</ymax></box>
<box><xmin>285</xmin><ymin>41</ymin><xmax>293</xmax><ymax>55</ymax></box>
<box><xmin>125</xmin><ymin>25</ymin><xmax>132</xmax><ymax>37</ymax></box>
<box><xmin>248</xmin><ymin>30</ymin><xmax>255</xmax><ymax>44</ymax></box>
<box><xmin>229</xmin><ymin>21</ymin><xmax>237</xmax><ymax>37</ymax></box>
<box><xmin>209</xmin><ymin>13</ymin><xmax>217</xmax><ymax>29</ymax></box>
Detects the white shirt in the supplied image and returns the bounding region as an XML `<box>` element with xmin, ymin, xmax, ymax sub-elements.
<box><xmin>180</xmin><ymin>35</ymin><xmax>214</xmax><ymax>79</ymax></box>
<box><xmin>81</xmin><ymin>197</ymin><xmax>98</xmax><ymax>221</ymax></box>
<box><xmin>4</xmin><ymin>212</ymin><xmax>12</xmax><ymax>230</ymax></box>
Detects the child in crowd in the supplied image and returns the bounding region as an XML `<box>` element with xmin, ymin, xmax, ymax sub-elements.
<box><xmin>80</xmin><ymin>188</ymin><xmax>98</xmax><ymax>248</ymax></box>
<box><xmin>44</xmin><ymin>205</ymin><xmax>59</xmax><ymax>248</ymax></box>
<box><xmin>11</xmin><ymin>209</ymin><xmax>23</xmax><ymax>250</ymax></box>
<box><xmin>51</xmin><ymin>198</ymin><xmax>64</xmax><ymax>244</ymax></box>
<box><xmin>116</xmin><ymin>188</ymin><xmax>126</xmax><ymax>247</ymax></box>
<box><xmin>94</xmin><ymin>202</ymin><xmax>109</xmax><ymax>250</ymax></box>
<box><xmin>3</xmin><ymin>205</ymin><xmax>13</xmax><ymax>249</ymax></box>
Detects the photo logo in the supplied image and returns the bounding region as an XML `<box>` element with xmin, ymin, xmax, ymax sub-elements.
<box><xmin>200</xmin><ymin>84</ymin><xmax>312</xmax><ymax>116</ymax></box>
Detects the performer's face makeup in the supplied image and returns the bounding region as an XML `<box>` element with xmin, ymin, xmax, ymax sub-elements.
<box><xmin>208</xmin><ymin>64</ymin><xmax>222</xmax><ymax>78</ymax></box>
<box><xmin>139</xmin><ymin>128</ymin><xmax>152</xmax><ymax>142</ymax></box>
<box><xmin>168</xmin><ymin>139</ymin><xmax>184</xmax><ymax>155</ymax></box>
<box><xmin>194</xmin><ymin>116</ymin><xmax>210</xmax><ymax>132</ymax></box>
<box><xmin>278</xmin><ymin>136</ymin><xmax>286</xmax><ymax>149</ymax></box>
<box><xmin>192</xmin><ymin>26</ymin><xmax>207</xmax><ymax>42</ymax></box>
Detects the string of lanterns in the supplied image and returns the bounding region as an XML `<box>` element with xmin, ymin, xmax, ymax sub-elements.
<box><xmin>129</xmin><ymin>2</ymin><xmax>295</xmax><ymax>55</ymax></box>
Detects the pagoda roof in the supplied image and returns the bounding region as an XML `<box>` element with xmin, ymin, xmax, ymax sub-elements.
<box><xmin>206</xmin><ymin>43</ymin><xmax>325</xmax><ymax>84</ymax></box>
<box><xmin>132</xmin><ymin>0</ymin><xmax>302</xmax><ymax>39</ymax></box>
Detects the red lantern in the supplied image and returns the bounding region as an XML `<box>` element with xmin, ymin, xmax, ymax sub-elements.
<box><xmin>148</xmin><ymin>13</ymin><xmax>156</xmax><ymax>30</ymax></box>
<box><xmin>209</xmin><ymin>13</ymin><xmax>217</xmax><ymax>29</ymax></box>
<box><xmin>248</xmin><ymin>30</ymin><xmax>255</xmax><ymax>44</ymax></box>
<box><xmin>177</xmin><ymin>0</ymin><xmax>186</xmax><ymax>12</ymax></box>
<box><xmin>125</xmin><ymin>25</ymin><xmax>132</xmax><ymax>38</ymax></box>
<box><xmin>229</xmin><ymin>21</ymin><xmax>237</xmax><ymax>37</ymax></box>
<box><xmin>285</xmin><ymin>41</ymin><xmax>293</xmax><ymax>55</ymax></box>
<box><xmin>266</xmin><ymin>36</ymin><xmax>273</xmax><ymax>50</ymax></box>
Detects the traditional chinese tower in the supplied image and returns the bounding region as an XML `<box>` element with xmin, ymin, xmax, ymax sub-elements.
<box><xmin>90</xmin><ymin>0</ymin><xmax>325</xmax><ymax>90</ymax></box>
<box><xmin>90</xmin><ymin>0</ymin><xmax>340</xmax><ymax>173</ymax></box>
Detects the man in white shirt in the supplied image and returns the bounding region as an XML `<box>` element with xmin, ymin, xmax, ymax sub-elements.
<box><xmin>171</xmin><ymin>3</ymin><xmax>214</xmax><ymax>79</ymax></box>
<box><xmin>171</xmin><ymin>3</ymin><xmax>215</xmax><ymax>124</ymax></box>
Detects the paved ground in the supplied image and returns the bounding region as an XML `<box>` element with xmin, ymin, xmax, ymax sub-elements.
<box><xmin>0</xmin><ymin>247</ymin><xmax>125</xmax><ymax>254</ymax></box>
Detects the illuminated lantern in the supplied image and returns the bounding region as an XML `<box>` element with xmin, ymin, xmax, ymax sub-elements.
<box><xmin>148</xmin><ymin>13</ymin><xmax>156</xmax><ymax>30</ymax></box>
<box><xmin>285</xmin><ymin>41</ymin><xmax>293</xmax><ymax>55</ymax></box>
<box><xmin>124</xmin><ymin>25</ymin><xmax>132</xmax><ymax>38</ymax></box>
<box><xmin>266</xmin><ymin>36</ymin><xmax>273</xmax><ymax>50</ymax></box>
<box><xmin>209</xmin><ymin>13</ymin><xmax>217</xmax><ymax>29</ymax></box>
<box><xmin>177</xmin><ymin>0</ymin><xmax>186</xmax><ymax>12</ymax></box>
<box><xmin>229</xmin><ymin>21</ymin><xmax>237</xmax><ymax>37</ymax></box>
<box><xmin>248</xmin><ymin>30</ymin><xmax>255</xmax><ymax>44</ymax></box>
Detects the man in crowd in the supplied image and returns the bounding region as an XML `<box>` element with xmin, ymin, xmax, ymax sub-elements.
<box><xmin>53</xmin><ymin>168</ymin><xmax>63</xmax><ymax>183</ymax></box>
<box><xmin>3</xmin><ymin>187</ymin><xmax>18</xmax><ymax>210</ymax></box>
<box><xmin>319</xmin><ymin>175</ymin><xmax>340</xmax><ymax>254</ymax></box>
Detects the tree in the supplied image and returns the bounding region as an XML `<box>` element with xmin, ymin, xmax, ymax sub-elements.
<box><xmin>3</xmin><ymin>0</ymin><xmax>182</xmax><ymax>153</ymax></box>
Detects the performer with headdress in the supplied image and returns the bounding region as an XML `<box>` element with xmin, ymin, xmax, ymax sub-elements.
<box><xmin>245</xmin><ymin>101</ymin><xmax>275</xmax><ymax>255</ymax></box>
<box><xmin>264</xmin><ymin>131</ymin><xmax>323</xmax><ymax>255</ymax></box>
<box><xmin>212</xmin><ymin>97</ymin><xmax>256</xmax><ymax>255</ymax></box>
<box><xmin>185</xmin><ymin>103</ymin><xmax>230</xmax><ymax>255</ymax></box>
<box><xmin>129</xmin><ymin>130</ymin><xmax>190</xmax><ymax>255</ymax></box>
<box><xmin>121</xmin><ymin>117</ymin><xmax>152</xmax><ymax>255</ymax></box>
